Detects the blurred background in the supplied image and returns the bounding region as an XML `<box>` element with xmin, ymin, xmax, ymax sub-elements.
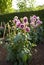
<box><xmin>0</xmin><ymin>0</ymin><xmax>44</xmax><ymax>14</ymax></box>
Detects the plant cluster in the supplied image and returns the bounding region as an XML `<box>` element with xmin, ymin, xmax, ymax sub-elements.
<box><xmin>0</xmin><ymin>15</ymin><xmax>43</xmax><ymax>65</ymax></box>
<box><xmin>30</xmin><ymin>15</ymin><xmax>43</xmax><ymax>43</ymax></box>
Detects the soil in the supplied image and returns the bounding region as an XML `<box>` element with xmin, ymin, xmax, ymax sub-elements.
<box><xmin>29</xmin><ymin>42</ymin><xmax>44</xmax><ymax>65</ymax></box>
<box><xmin>0</xmin><ymin>42</ymin><xmax>44</xmax><ymax>65</ymax></box>
<box><xmin>0</xmin><ymin>45</ymin><xmax>12</xmax><ymax>65</ymax></box>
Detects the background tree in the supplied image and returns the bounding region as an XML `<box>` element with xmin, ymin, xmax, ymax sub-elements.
<box><xmin>17</xmin><ymin>0</ymin><xmax>36</xmax><ymax>12</ymax></box>
<box><xmin>17</xmin><ymin>0</ymin><xmax>27</xmax><ymax>12</ymax></box>
<box><xmin>0</xmin><ymin>0</ymin><xmax>15</xmax><ymax>14</ymax></box>
<box><xmin>35</xmin><ymin>5</ymin><xmax>44</xmax><ymax>11</ymax></box>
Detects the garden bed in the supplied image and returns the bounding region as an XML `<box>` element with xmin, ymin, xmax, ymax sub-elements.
<box><xmin>0</xmin><ymin>41</ymin><xmax>44</xmax><ymax>65</ymax></box>
<box><xmin>0</xmin><ymin>15</ymin><xmax>43</xmax><ymax>65</ymax></box>
<box><xmin>30</xmin><ymin>41</ymin><xmax>44</xmax><ymax>65</ymax></box>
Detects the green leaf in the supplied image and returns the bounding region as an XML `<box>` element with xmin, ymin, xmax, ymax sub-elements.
<box><xmin>31</xmin><ymin>43</ymin><xmax>37</xmax><ymax>47</ymax></box>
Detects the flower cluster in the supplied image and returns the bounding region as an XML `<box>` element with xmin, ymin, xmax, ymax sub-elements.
<box><xmin>30</xmin><ymin>15</ymin><xmax>42</xmax><ymax>28</ymax></box>
<box><xmin>13</xmin><ymin>16</ymin><xmax>30</xmax><ymax>32</ymax></box>
<box><xmin>6</xmin><ymin>15</ymin><xmax>43</xmax><ymax>65</ymax></box>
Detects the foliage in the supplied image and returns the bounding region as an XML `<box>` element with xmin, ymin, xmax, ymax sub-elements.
<box><xmin>5</xmin><ymin>16</ymin><xmax>35</xmax><ymax>65</ymax></box>
<box><xmin>17</xmin><ymin>0</ymin><xmax>35</xmax><ymax>12</ymax></box>
<box><xmin>0</xmin><ymin>0</ymin><xmax>15</xmax><ymax>14</ymax></box>
<box><xmin>30</xmin><ymin>26</ymin><xmax>43</xmax><ymax>43</ymax></box>
<box><xmin>29</xmin><ymin>15</ymin><xmax>43</xmax><ymax>43</ymax></box>
<box><xmin>4</xmin><ymin>15</ymin><xmax>43</xmax><ymax>65</ymax></box>
<box><xmin>0</xmin><ymin>9</ymin><xmax>44</xmax><ymax>23</ymax></box>
<box><xmin>35</xmin><ymin>5</ymin><xmax>44</xmax><ymax>11</ymax></box>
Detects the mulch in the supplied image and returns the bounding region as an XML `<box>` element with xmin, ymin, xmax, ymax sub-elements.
<box><xmin>0</xmin><ymin>41</ymin><xmax>44</xmax><ymax>65</ymax></box>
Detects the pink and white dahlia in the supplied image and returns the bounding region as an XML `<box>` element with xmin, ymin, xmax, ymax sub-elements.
<box><xmin>25</xmin><ymin>26</ymin><xmax>30</xmax><ymax>32</ymax></box>
<box><xmin>16</xmin><ymin>19</ymin><xmax>21</xmax><ymax>27</ymax></box>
